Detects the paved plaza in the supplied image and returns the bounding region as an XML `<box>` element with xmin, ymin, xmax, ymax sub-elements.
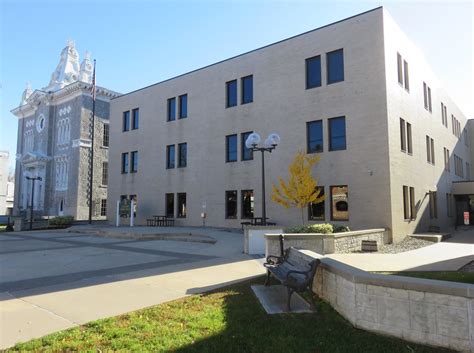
<box><xmin>0</xmin><ymin>227</ymin><xmax>265</xmax><ymax>349</ymax></box>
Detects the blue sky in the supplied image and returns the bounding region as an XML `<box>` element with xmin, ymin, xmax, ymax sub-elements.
<box><xmin>1</xmin><ymin>0</ymin><xmax>472</xmax><ymax>170</ymax></box>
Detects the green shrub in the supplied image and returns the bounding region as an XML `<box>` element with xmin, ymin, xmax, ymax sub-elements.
<box><xmin>332</xmin><ymin>224</ymin><xmax>350</xmax><ymax>233</ymax></box>
<box><xmin>49</xmin><ymin>216</ymin><xmax>74</xmax><ymax>226</ymax></box>
<box><xmin>284</xmin><ymin>223</ymin><xmax>333</xmax><ymax>234</ymax></box>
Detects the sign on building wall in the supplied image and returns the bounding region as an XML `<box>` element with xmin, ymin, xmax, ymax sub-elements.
<box><xmin>464</xmin><ymin>212</ymin><xmax>470</xmax><ymax>225</ymax></box>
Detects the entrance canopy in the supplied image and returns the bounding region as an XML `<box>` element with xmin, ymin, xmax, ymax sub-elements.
<box><xmin>452</xmin><ymin>181</ymin><xmax>474</xmax><ymax>195</ymax></box>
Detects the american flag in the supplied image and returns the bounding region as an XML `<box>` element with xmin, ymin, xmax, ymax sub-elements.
<box><xmin>90</xmin><ymin>59</ymin><xmax>96</xmax><ymax>100</ymax></box>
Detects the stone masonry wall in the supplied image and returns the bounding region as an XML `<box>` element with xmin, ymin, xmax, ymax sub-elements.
<box><xmin>310</xmin><ymin>255</ymin><xmax>473</xmax><ymax>352</ymax></box>
<box><xmin>334</xmin><ymin>229</ymin><xmax>388</xmax><ymax>253</ymax></box>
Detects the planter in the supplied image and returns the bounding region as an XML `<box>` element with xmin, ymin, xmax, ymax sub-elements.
<box><xmin>243</xmin><ymin>226</ymin><xmax>284</xmax><ymax>255</ymax></box>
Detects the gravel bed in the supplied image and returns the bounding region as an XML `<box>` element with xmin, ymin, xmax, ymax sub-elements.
<box><xmin>376</xmin><ymin>237</ymin><xmax>434</xmax><ymax>254</ymax></box>
<box><xmin>346</xmin><ymin>237</ymin><xmax>434</xmax><ymax>254</ymax></box>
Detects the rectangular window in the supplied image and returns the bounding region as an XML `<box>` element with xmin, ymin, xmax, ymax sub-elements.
<box><xmin>166</xmin><ymin>145</ymin><xmax>175</xmax><ymax>169</ymax></box>
<box><xmin>423</xmin><ymin>82</ymin><xmax>428</xmax><ymax>109</ymax></box>
<box><xmin>241</xmin><ymin>75</ymin><xmax>253</xmax><ymax>104</ymax></box>
<box><xmin>177</xmin><ymin>193</ymin><xmax>186</xmax><ymax>218</ymax></box>
<box><xmin>166</xmin><ymin>193</ymin><xmax>174</xmax><ymax>217</ymax></box>
<box><xmin>102</xmin><ymin>162</ymin><xmax>108</xmax><ymax>185</ymax></box>
<box><xmin>226</xmin><ymin>80</ymin><xmax>237</xmax><ymax>108</ymax></box>
<box><xmin>100</xmin><ymin>199</ymin><xmax>107</xmax><ymax>217</ymax></box>
<box><xmin>430</xmin><ymin>138</ymin><xmax>435</xmax><ymax>165</ymax></box>
<box><xmin>121</xmin><ymin>153</ymin><xmax>129</xmax><ymax>174</ymax></box>
<box><xmin>444</xmin><ymin>148</ymin><xmax>450</xmax><ymax>171</ymax></box>
<box><xmin>241</xmin><ymin>132</ymin><xmax>253</xmax><ymax>161</ymax></box>
<box><xmin>429</xmin><ymin>191</ymin><xmax>438</xmax><ymax>219</ymax></box>
<box><xmin>443</xmin><ymin>104</ymin><xmax>448</xmax><ymax>128</ymax></box>
<box><xmin>178</xmin><ymin>143</ymin><xmax>187</xmax><ymax>168</ymax></box>
<box><xmin>327</xmin><ymin>49</ymin><xmax>344</xmax><ymax>84</ymax></box>
<box><xmin>123</xmin><ymin>111</ymin><xmax>130</xmax><ymax>132</ymax></box>
<box><xmin>331</xmin><ymin>185</ymin><xmax>348</xmax><ymax>221</ymax></box>
<box><xmin>328</xmin><ymin>116</ymin><xmax>346</xmax><ymax>151</ymax></box>
<box><xmin>132</xmin><ymin>108</ymin><xmax>139</xmax><ymax>130</ymax></box>
<box><xmin>400</xmin><ymin>118</ymin><xmax>406</xmax><ymax>152</ymax></box>
<box><xmin>226</xmin><ymin>134</ymin><xmax>237</xmax><ymax>162</ymax></box>
<box><xmin>308</xmin><ymin>186</ymin><xmax>325</xmax><ymax>220</ymax></box>
<box><xmin>403</xmin><ymin>185</ymin><xmax>409</xmax><ymax>220</ymax></box>
<box><xmin>130</xmin><ymin>151</ymin><xmax>138</xmax><ymax>173</ymax></box>
<box><xmin>426</xmin><ymin>136</ymin><xmax>431</xmax><ymax>163</ymax></box>
<box><xmin>179</xmin><ymin>94</ymin><xmax>187</xmax><ymax>119</ymax></box>
<box><xmin>306</xmin><ymin>55</ymin><xmax>321</xmax><ymax>89</ymax></box>
<box><xmin>241</xmin><ymin>190</ymin><xmax>254</xmax><ymax>219</ymax></box>
<box><xmin>409</xmin><ymin>187</ymin><xmax>416</xmax><ymax>220</ymax></box>
<box><xmin>406</xmin><ymin>122</ymin><xmax>412</xmax><ymax>154</ymax></box>
<box><xmin>225</xmin><ymin>190</ymin><xmax>238</xmax><ymax>219</ymax></box>
<box><xmin>103</xmin><ymin>124</ymin><xmax>109</xmax><ymax>147</ymax></box>
<box><xmin>427</xmin><ymin>87</ymin><xmax>432</xmax><ymax>112</ymax></box>
<box><xmin>307</xmin><ymin>120</ymin><xmax>323</xmax><ymax>153</ymax></box>
<box><xmin>403</xmin><ymin>60</ymin><xmax>409</xmax><ymax>91</ymax></box>
<box><xmin>167</xmin><ymin>97</ymin><xmax>176</xmax><ymax>121</ymax></box>
<box><xmin>397</xmin><ymin>53</ymin><xmax>403</xmax><ymax>85</ymax></box>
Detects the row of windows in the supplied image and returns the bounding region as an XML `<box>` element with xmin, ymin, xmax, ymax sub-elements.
<box><xmin>399</xmin><ymin>118</ymin><xmax>412</xmax><ymax>154</ymax></box>
<box><xmin>225</xmin><ymin>190</ymin><xmax>255</xmax><ymax>219</ymax></box>
<box><xmin>405</xmin><ymin>189</ymin><xmax>455</xmax><ymax>221</ymax></box>
<box><xmin>166</xmin><ymin>143</ymin><xmax>187</xmax><ymax>169</ymax></box>
<box><xmin>423</xmin><ymin>82</ymin><xmax>432</xmax><ymax>113</ymax></box>
<box><xmin>166</xmin><ymin>192</ymin><xmax>187</xmax><ymax>218</ymax></box>
<box><xmin>57</xmin><ymin>119</ymin><xmax>70</xmax><ymax>146</ymax></box>
<box><xmin>306</xmin><ymin>117</ymin><xmax>347</xmax><ymax>153</ymax></box>
<box><xmin>396</xmin><ymin>53</ymin><xmax>410</xmax><ymax>91</ymax></box>
<box><xmin>55</xmin><ymin>158</ymin><xmax>69</xmax><ymax>190</ymax></box>
<box><xmin>168</xmin><ymin>94</ymin><xmax>188</xmax><ymax>121</ymax></box>
<box><xmin>123</xmin><ymin>108</ymin><xmax>139</xmax><ymax>132</ymax></box>
<box><xmin>226</xmin><ymin>132</ymin><xmax>253</xmax><ymax>162</ymax></box>
<box><xmin>306</xmin><ymin>48</ymin><xmax>345</xmax><ymax>89</ymax></box>
<box><xmin>121</xmin><ymin>151</ymin><xmax>138</xmax><ymax>173</ymax></box>
<box><xmin>226</xmin><ymin>75</ymin><xmax>253</xmax><ymax>107</ymax></box>
<box><xmin>308</xmin><ymin>185</ymin><xmax>349</xmax><ymax>221</ymax></box>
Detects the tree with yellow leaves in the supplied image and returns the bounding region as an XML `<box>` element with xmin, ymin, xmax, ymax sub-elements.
<box><xmin>271</xmin><ymin>151</ymin><xmax>325</xmax><ymax>224</ymax></box>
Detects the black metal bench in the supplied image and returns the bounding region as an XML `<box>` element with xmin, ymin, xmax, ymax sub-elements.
<box><xmin>264</xmin><ymin>246</ymin><xmax>320</xmax><ymax>311</ymax></box>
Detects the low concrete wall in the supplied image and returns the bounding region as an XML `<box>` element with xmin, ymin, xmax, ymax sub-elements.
<box><xmin>265</xmin><ymin>229</ymin><xmax>388</xmax><ymax>256</ymax></box>
<box><xmin>244</xmin><ymin>226</ymin><xmax>284</xmax><ymax>255</ymax></box>
<box><xmin>303</xmin><ymin>250</ymin><xmax>473</xmax><ymax>352</ymax></box>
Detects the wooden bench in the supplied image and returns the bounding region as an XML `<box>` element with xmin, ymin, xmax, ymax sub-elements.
<box><xmin>264</xmin><ymin>247</ymin><xmax>320</xmax><ymax>311</ymax></box>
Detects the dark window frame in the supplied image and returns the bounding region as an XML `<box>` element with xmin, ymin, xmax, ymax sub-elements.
<box><xmin>406</xmin><ymin>122</ymin><xmax>412</xmax><ymax>154</ymax></box>
<box><xmin>328</xmin><ymin>116</ymin><xmax>346</xmax><ymax>151</ymax></box>
<box><xmin>130</xmin><ymin>150</ymin><xmax>138</xmax><ymax>173</ymax></box>
<box><xmin>226</xmin><ymin>80</ymin><xmax>237</xmax><ymax>108</ymax></box>
<box><xmin>121</xmin><ymin>152</ymin><xmax>129</xmax><ymax>174</ymax></box>
<box><xmin>177</xmin><ymin>192</ymin><xmax>187</xmax><ymax>218</ymax></box>
<box><xmin>179</xmin><ymin>94</ymin><xmax>188</xmax><ymax>119</ymax></box>
<box><xmin>308</xmin><ymin>186</ymin><xmax>325</xmax><ymax>221</ymax></box>
<box><xmin>330</xmin><ymin>185</ymin><xmax>349</xmax><ymax>221</ymax></box>
<box><xmin>103</xmin><ymin>124</ymin><xmax>109</xmax><ymax>147</ymax></box>
<box><xmin>165</xmin><ymin>193</ymin><xmax>174</xmax><ymax>217</ymax></box>
<box><xmin>241</xmin><ymin>189</ymin><xmax>254</xmax><ymax>219</ymax></box>
<box><xmin>178</xmin><ymin>142</ymin><xmax>187</xmax><ymax>168</ymax></box>
<box><xmin>166</xmin><ymin>144</ymin><xmax>175</xmax><ymax>169</ymax></box>
<box><xmin>167</xmin><ymin>97</ymin><xmax>176</xmax><ymax>121</ymax></box>
<box><xmin>241</xmin><ymin>75</ymin><xmax>253</xmax><ymax>104</ymax></box>
<box><xmin>326</xmin><ymin>49</ymin><xmax>344</xmax><ymax>84</ymax></box>
<box><xmin>306</xmin><ymin>55</ymin><xmax>322</xmax><ymax>89</ymax></box>
<box><xmin>403</xmin><ymin>60</ymin><xmax>409</xmax><ymax>91</ymax></box>
<box><xmin>241</xmin><ymin>131</ymin><xmax>254</xmax><ymax>161</ymax></box>
<box><xmin>225</xmin><ymin>190</ymin><xmax>238</xmax><ymax>219</ymax></box>
<box><xmin>132</xmin><ymin>108</ymin><xmax>139</xmax><ymax>130</ymax></box>
<box><xmin>400</xmin><ymin>118</ymin><xmax>406</xmax><ymax>152</ymax></box>
<box><xmin>225</xmin><ymin>134</ymin><xmax>238</xmax><ymax>163</ymax></box>
<box><xmin>122</xmin><ymin>111</ymin><xmax>130</xmax><ymax>132</ymax></box>
<box><xmin>397</xmin><ymin>53</ymin><xmax>403</xmax><ymax>85</ymax></box>
<box><xmin>307</xmin><ymin>120</ymin><xmax>323</xmax><ymax>154</ymax></box>
<box><xmin>100</xmin><ymin>199</ymin><xmax>107</xmax><ymax>217</ymax></box>
<box><xmin>102</xmin><ymin>162</ymin><xmax>108</xmax><ymax>186</ymax></box>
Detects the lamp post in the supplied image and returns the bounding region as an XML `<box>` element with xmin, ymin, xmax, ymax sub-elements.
<box><xmin>26</xmin><ymin>176</ymin><xmax>42</xmax><ymax>230</ymax></box>
<box><xmin>245</xmin><ymin>132</ymin><xmax>280</xmax><ymax>226</ymax></box>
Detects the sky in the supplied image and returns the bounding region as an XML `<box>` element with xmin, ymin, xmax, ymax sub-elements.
<box><xmin>1</xmin><ymin>0</ymin><xmax>472</xmax><ymax>171</ymax></box>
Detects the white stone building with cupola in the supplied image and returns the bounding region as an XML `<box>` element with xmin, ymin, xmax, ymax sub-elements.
<box><xmin>11</xmin><ymin>41</ymin><xmax>120</xmax><ymax>220</ymax></box>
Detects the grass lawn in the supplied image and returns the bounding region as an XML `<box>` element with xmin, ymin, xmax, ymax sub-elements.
<box><xmin>8</xmin><ymin>278</ymin><xmax>452</xmax><ymax>353</ymax></box>
<box><xmin>384</xmin><ymin>271</ymin><xmax>474</xmax><ymax>284</ymax></box>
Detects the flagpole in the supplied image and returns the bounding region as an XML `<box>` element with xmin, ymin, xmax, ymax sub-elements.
<box><xmin>88</xmin><ymin>59</ymin><xmax>96</xmax><ymax>224</ymax></box>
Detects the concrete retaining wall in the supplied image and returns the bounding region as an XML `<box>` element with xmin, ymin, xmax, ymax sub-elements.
<box><xmin>265</xmin><ymin>228</ymin><xmax>388</xmax><ymax>256</ymax></box>
<box><xmin>244</xmin><ymin>226</ymin><xmax>284</xmax><ymax>255</ymax></box>
<box><xmin>304</xmin><ymin>251</ymin><xmax>473</xmax><ymax>352</ymax></box>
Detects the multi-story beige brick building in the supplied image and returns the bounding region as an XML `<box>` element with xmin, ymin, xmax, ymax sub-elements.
<box><xmin>108</xmin><ymin>7</ymin><xmax>473</xmax><ymax>242</ymax></box>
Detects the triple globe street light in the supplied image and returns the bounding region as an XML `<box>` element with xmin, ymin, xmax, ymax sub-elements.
<box><xmin>245</xmin><ymin>132</ymin><xmax>281</xmax><ymax>226</ymax></box>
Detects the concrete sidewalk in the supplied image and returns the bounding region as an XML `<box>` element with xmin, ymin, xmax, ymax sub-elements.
<box><xmin>328</xmin><ymin>228</ymin><xmax>474</xmax><ymax>272</ymax></box>
<box><xmin>0</xmin><ymin>227</ymin><xmax>265</xmax><ymax>349</ymax></box>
